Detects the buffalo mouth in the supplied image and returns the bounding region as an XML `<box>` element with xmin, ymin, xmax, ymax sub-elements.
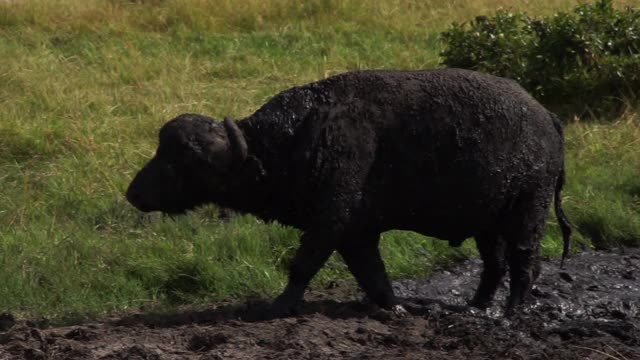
<box><xmin>126</xmin><ymin>188</ymin><xmax>195</xmax><ymax>216</ymax></box>
<box><xmin>162</xmin><ymin>208</ymin><xmax>189</xmax><ymax>217</ymax></box>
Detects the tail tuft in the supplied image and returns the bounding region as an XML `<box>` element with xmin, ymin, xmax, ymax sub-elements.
<box><xmin>555</xmin><ymin>169</ymin><xmax>572</xmax><ymax>268</ymax></box>
<box><xmin>551</xmin><ymin>112</ymin><xmax>572</xmax><ymax>268</ymax></box>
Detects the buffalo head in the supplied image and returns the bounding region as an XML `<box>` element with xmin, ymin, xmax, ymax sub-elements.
<box><xmin>126</xmin><ymin>113</ymin><xmax>247</xmax><ymax>214</ymax></box>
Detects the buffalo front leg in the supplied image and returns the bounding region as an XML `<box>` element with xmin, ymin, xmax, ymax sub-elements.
<box><xmin>270</xmin><ymin>232</ymin><xmax>336</xmax><ymax>316</ymax></box>
<box><xmin>338</xmin><ymin>231</ymin><xmax>403</xmax><ymax>314</ymax></box>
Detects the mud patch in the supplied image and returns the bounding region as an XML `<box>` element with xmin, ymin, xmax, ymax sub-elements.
<box><xmin>1</xmin><ymin>249</ymin><xmax>639</xmax><ymax>359</ymax></box>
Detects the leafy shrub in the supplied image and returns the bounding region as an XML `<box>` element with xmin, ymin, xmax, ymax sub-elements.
<box><xmin>441</xmin><ymin>0</ymin><xmax>640</xmax><ymax>117</ymax></box>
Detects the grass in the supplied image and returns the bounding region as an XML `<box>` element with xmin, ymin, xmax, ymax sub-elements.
<box><xmin>0</xmin><ymin>0</ymin><xmax>638</xmax><ymax>322</ymax></box>
<box><xmin>564</xmin><ymin>115</ymin><xmax>640</xmax><ymax>249</ymax></box>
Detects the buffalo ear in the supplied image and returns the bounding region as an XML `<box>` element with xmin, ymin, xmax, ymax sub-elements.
<box><xmin>223</xmin><ymin>117</ymin><xmax>248</xmax><ymax>165</ymax></box>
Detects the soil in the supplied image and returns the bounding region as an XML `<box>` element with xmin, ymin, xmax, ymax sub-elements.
<box><xmin>1</xmin><ymin>248</ymin><xmax>639</xmax><ymax>360</ymax></box>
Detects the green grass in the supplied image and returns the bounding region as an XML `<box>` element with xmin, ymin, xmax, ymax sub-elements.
<box><xmin>564</xmin><ymin>116</ymin><xmax>640</xmax><ymax>249</ymax></box>
<box><xmin>0</xmin><ymin>0</ymin><xmax>638</xmax><ymax>322</ymax></box>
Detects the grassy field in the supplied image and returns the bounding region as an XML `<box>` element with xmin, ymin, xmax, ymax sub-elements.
<box><xmin>0</xmin><ymin>0</ymin><xmax>639</xmax><ymax>322</ymax></box>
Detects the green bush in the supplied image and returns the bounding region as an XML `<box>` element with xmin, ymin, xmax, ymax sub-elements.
<box><xmin>441</xmin><ymin>0</ymin><xmax>640</xmax><ymax>116</ymax></box>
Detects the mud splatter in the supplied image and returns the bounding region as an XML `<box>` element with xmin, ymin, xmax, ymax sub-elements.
<box><xmin>1</xmin><ymin>249</ymin><xmax>638</xmax><ymax>359</ymax></box>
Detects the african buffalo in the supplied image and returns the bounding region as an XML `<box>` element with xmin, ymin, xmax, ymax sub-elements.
<box><xmin>126</xmin><ymin>69</ymin><xmax>571</xmax><ymax>315</ymax></box>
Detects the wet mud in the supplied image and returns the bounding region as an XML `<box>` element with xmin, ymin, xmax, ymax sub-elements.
<box><xmin>1</xmin><ymin>248</ymin><xmax>639</xmax><ymax>359</ymax></box>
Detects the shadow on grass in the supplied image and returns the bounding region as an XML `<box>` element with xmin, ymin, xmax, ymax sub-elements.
<box><xmin>111</xmin><ymin>296</ymin><xmax>466</xmax><ymax>327</ymax></box>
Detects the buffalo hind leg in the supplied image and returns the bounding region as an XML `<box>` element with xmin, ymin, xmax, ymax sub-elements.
<box><xmin>469</xmin><ymin>232</ymin><xmax>507</xmax><ymax>309</ymax></box>
<box><xmin>504</xmin><ymin>190</ymin><xmax>552</xmax><ymax>313</ymax></box>
<box><xmin>505</xmin><ymin>236</ymin><xmax>543</xmax><ymax>313</ymax></box>
<box><xmin>271</xmin><ymin>232</ymin><xmax>336</xmax><ymax>316</ymax></box>
<box><xmin>338</xmin><ymin>231</ymin><xmax>401</xmax><ymax>313</ymax></box>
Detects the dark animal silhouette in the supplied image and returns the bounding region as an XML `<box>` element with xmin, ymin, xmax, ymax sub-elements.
<box><xmin>127</xmin><ymin>68</ymin><xmax>572</xmax><ymax>315</ymax></box>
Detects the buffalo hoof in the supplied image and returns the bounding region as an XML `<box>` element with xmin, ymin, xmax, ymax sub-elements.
<box><xmin>267</xmin><ymin>296</ymin><xmax>300</xmax><ymax>319</ymax></box>
<box><xmin>468</xmin><ymin>297</ymin><xmax>492</xmax><ymax>310</ymax></box>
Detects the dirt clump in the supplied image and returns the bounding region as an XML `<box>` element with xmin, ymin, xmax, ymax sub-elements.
<box><xmin>1</xmin><ymin>248</ymin><xmax>639</xmax><ymax>359</ymax></box>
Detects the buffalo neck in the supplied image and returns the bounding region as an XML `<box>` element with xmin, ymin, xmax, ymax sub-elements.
<box><xmin>214</xmin><ymin>88</ymin><xmax>315</xmax><ymax>223</ymax></box>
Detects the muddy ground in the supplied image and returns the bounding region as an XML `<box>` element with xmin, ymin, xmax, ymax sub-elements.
<box><xmin>1</xmin><ymin>248</ymin><xmax>639</xmax><ymax>359</ymax></box>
